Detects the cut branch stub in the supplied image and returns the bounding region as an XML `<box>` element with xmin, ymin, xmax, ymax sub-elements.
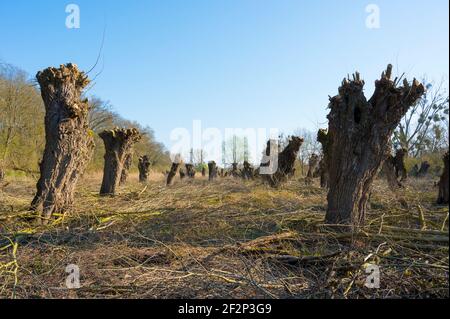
<box><xmin>99</xmin><ymin>128</ymin><xmax>141</xmax><ymax>196</ymax></box>
<box><xmin>31</xmin><ymin>64</ymin><xmax>95</xmax><ymax>224</ymax></box>
<box><xmin>325</xmin><ymin>65</ymin><xmax>425</xmax><ymax>229</ymax></box>
<box><xmin>437</xmin><ymin>151</ymin><xmax>449</xmax><ymax>205</ymax></box>
<box><xmin>138</xmin><ymin>155</ymin><xmax>152</xmax><ymax>183</ymax></box>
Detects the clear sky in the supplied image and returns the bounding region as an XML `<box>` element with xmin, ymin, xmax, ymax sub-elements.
<box><xmin>1</xmin><ymin>0</ymin><xmax>449</xmax><ymax>161</ymax></box>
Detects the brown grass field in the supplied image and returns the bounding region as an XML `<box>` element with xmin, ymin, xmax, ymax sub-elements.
<box><xmin>0</xmin><ymin>172</ymin><xmax>448</xmax><ymax>299</ymax></box>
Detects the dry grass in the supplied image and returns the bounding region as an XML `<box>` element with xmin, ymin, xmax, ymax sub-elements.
<box><xmin>0</xmin><ymin>172</ymin><xmax>448</xmax><ymax>299</ymax></box>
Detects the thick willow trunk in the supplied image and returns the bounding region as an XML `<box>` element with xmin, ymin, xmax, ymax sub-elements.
<box><xmin>263</xmin><ymin>137</ymin><xmax>303</xmax><ymax>188</ymax></box>
<box><xmin>31</xmin><ymin>64</ymin><xmax>94</xmax><ymax>224</ymax></box>
<box><xmin>437</xmin><ymin>151</ymin><xmax>449</xmax><ymax>204</ymax></box>
<box><xmin>231</xmin><ymin>163</ymin><xmax>239</xmax><ymax>177</ymax></box>
<box><xmin>208</xmin><ymin>161</ymin><xmax>218</xmax><ymax>181</ymax></box>
<box><xmin>138</xmin><ymin>155</ymin><xmax>151</xmax><ymax>183</ymax></box>
<box><xmin>202</xmin><ymin>167</ymin><xmax>206</xmax><ymax>177</ymax></box>
<box><xmin>120</xmin><ymin>152</ymin><xmax>133</xmax><ymax>185</ymax></box>
<box><xmin>325</xmin><ymin>65</ymin><xmax>425</xmax><ymax>229</ymax></box>
<box><xmin>99</xmin><ymin>128</ymin><xmax>141</xmax><ymax>196</ymax></box>
<box><xmin>418</xmin><ymin>161</ymin><xmax>431</xmax><ymax>177</ymax></box>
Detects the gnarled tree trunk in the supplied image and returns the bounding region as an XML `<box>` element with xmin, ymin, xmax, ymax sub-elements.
<box><xmin>324</xmin><ymin>65</ymin><xmax>424</xmax><ymax>229</ymax></box>
<box><xmin>437</xmin><ymin>151</ymin><xmax>449</xmax><ymax>204</ymax></box>
<box><xmin>120</xmin><ymin>152</ymin><xmax>133</xmax><ymax>185</ymax></box>
<box><xmin>231</xmin><ymin>163</ymin><xmax>239</xmax><ymax>177</ymax></box>
<box><xmin>99</xmin><ymin>128</ymin><xmax>141</xmax><ymax>196</ymax></box>
<box><xmin>31</xmin><ymin>64</ymin><xmax>95</xmax><ymax>224</ymax></box>
<box><xmin>263</xmin><ymin>136</ymin><xmax>303</xmax><ymax>188</ymax></box>
<box><xmin>138</xmin><ymin>155</ymin><xmax>151</xmax><ymax>183</ymax></box>
<box><xmin>208</xmin><ymin>161</ymin><xmax>218</xmax><ymax>181</ymax></box>
<box><xmin>166</xmin><ymin>162</ymin><xmax>180</xmax><ymax>186</ymax></box>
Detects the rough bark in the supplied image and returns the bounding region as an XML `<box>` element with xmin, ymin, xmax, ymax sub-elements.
<box><xmin>30</xmin><ymin>64</ymin><xmax>95</xmax><ymax>224</ymax></box>
<box><xmin>138</xmin><ymin>155</ymin><xmax>151</xmax><ymax>183</ymax></box>
<box><xmin>99</xmin><ymin>128</ymin><xmax>141</xmax><ymax>196</ymax></box>
<box><xmin>437</xmin><ymin>151</ymin><xmax>449</xmax><ymax>204</ymax></box>
<box><xmin>263</xmin><ymin>136</ymin><xmax>303</xmax><ymax>188</ymax></box>
<box><xmin>120</xmin><ymin>152</ymin><xmax>133</xmax><ymax>185</ymax></box>
<box><xmin>166</xmin><ymin>162</ymin><xmax>180</xmax><ymax>186</ymax></box>
<box><xmin>185</xmin><ymin>164</ymin><xmax>196</xmax><ymax>178</ymax></box>
<box><xmin>208</xmin><ymin>161</ymin><xmax>218</xmax><ymax>181</ymax></box>
<box><xmin>325</xmin><ymin>65</ymin><xmax>425</xmax><ymax>229</ymax></box>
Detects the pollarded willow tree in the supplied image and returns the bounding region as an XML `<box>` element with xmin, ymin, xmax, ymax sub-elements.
<box><xmin>31</xmin><ymin>64</ymin><xmax>95</xmax><ymax>224</ymax></box>
<box><xmin>120</xmin><ymin>152</ymin><xmax>133</xmax><ymax>185</ymax></box>
<box><xmin>325</xmin><ymin>65</ymin><xmax>425</xmax><ymax>228</ymax></box>
<box><xmin>99</xmin><ymin>128</ymin><xmax>141</xmax><ymax>196</ymax></box>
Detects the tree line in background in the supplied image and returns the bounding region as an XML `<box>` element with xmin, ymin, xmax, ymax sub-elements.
<box><xmin>0</xmin><ymin>62</ymin><xmax>171</xmax><ymax>176</ymax></box>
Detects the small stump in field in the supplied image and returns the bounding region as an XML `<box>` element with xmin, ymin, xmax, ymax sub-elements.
<box><xmin>166</xmin><ymin>162</ymin><xmax>180</xmax><ymax>186</ymax></box>
<box><xmin>120</xmin><ymin>152</ymin><xmax>133</xmax><ymax>186</ymax></box>
<box><xmin>324</xmin><ymin>65</ymin><xmax>425</xmax><ymax>229</ymax></box>
<box><xmin>138</xmin><ymin>155</ymin><xmax>151</xmax><ymax>183</ymax></box>
<box><xmin>306</xmin><ymin>154</ymin><xmax>320</xmax><ymax>185</ymax></box>
<box><xmin>31</xmin><ymin>64</ymin><xmax>95</xmax><ymax>224</ymax></box>
<box><xmin>241</xmin><ymin>161</ymin><xmax>254</xmax><ymax>180</ymax></box>
<box><xmin>99</xmin><ymin>128</ymin><xmax>141</xmax><ymax>196</ymax></box>
<box><xmin>208</xmin><ymin>161</ymin><xmax>218</xmax><ymax>181</ymax></box>
<box><xmin>262</xmin><ymin>136</ymin><xmax>303</xmax><ymax>188</ymax></box>
<box><xmin>437</xmin><ymin>151</ymin><xmax>449</xmax><ymax>204</ymax></box>
<box><xmin>185</xmin><ymin>164</ymin><xmax>196</xmax><ymax>178</ymax></box>
<box><xmin>317</xmin><ymin>129</ymin><xmax>331</xmax><ymax>189</ymax></box>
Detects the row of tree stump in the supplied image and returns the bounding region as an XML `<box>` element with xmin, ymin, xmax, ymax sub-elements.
<box><xmin>27</xmin><ymin>63</ymin><xmax>448</xmax><ymax>229</ymax></box>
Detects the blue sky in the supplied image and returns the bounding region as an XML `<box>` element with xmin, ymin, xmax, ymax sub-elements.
<box><xmin>0</xmin><ymin>0</ymin><xmax>449</xmax><ymax>158</ymax></box>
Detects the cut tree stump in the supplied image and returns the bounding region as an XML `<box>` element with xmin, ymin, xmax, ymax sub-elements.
<box><xmin>166</xmin><ymin>162</ymin><xmax>180</xmax><ymax>186</ymax></box>
<box><xmin>31</xmin><ymin>64</ymin><xmax>95</xmax><ymax>224</ymax></box>
<box><xmin>317</xmin><ymin>129</ymin><xmax>331</xmax><ymax>189</ymax></box>
<box><xmin>394</xmin><ymin>148</ymin><xmax>408</xmax><ymax>182</ymax></box>
<box><xmin>185</xmin><ymin>164</ymin><xmax>196</xmax><ymax>178</ymax></box>
<box><xmin>241</xmin><ymin>161</ymin><xmax>254</xmax><ymax>180</ymax></box>
<box><xmin>324</xmin><ymin>65</ymin><xmax>425</xmax><ymax>229</ymax></box>
<box><xmin>306</xmin><ymin>154</ymin><xmax>320</xmax><ymax>184</ymax></box>
<box><xmin>138</xmin><ymin>155</ymin><xmax>151</xmax><ymax>183</ymax></box>
<box><xmin>263</xmin><ymin>136</ymin><xmax>303</xmax><ymax>188</ymax></box>
<box><xmin>120</xmin><ymin>152</ymin><xmax>133</xmax><ymax>186</ymax></box>
<box><xmin>99</xmin><ymin>128</ymin><xmax>141</xmax><ymax>196</ymax></box>
<box><xmin>437</xmin><ymin>151</ymin><xmax>449</xmax><ymax>204</ymax></box>
<box><xmin>208</xmin><ymin>161</ymin><xmax>218</xmax><ymax>181</ymax></box>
